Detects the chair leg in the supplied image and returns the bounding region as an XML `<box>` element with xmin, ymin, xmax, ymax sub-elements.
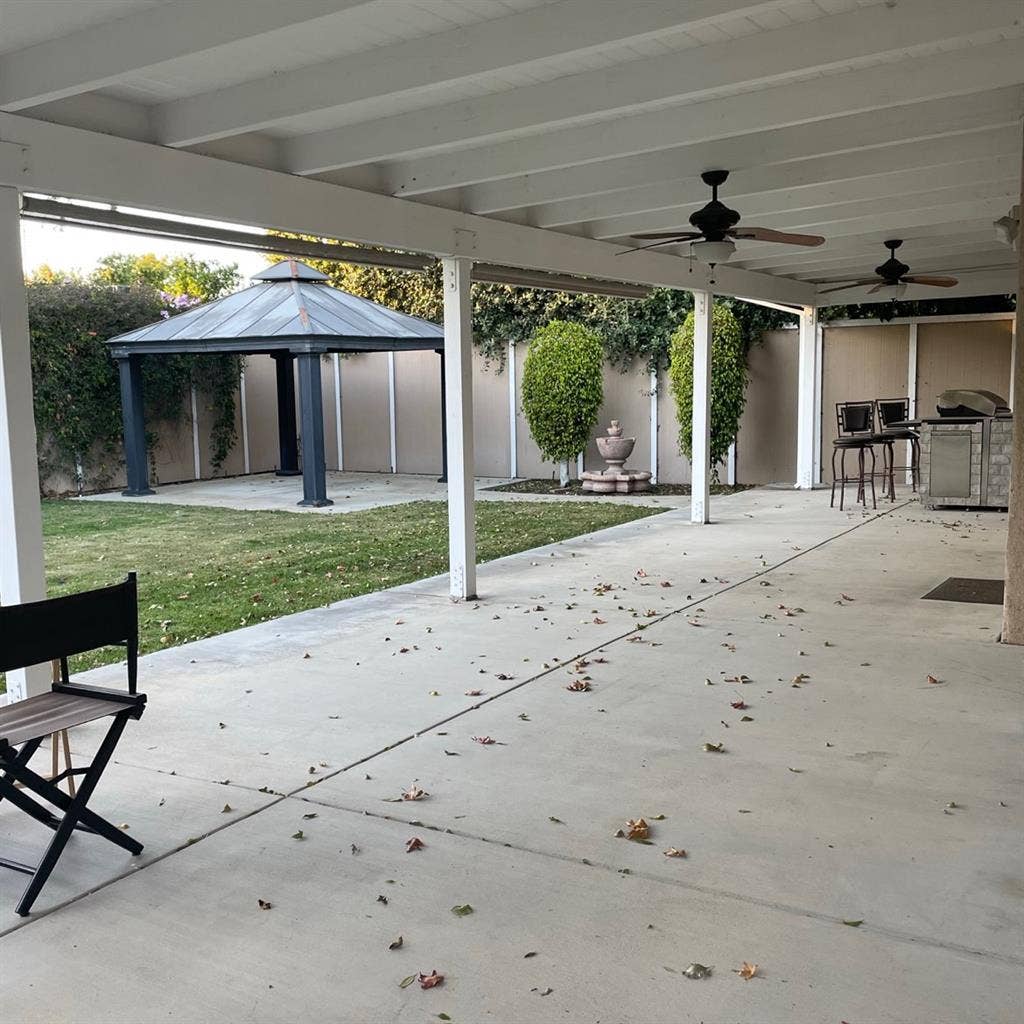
<box><xmin>839</xmin><ymin>448</ymin><xmax>847</xmax><ymax>510</ymax></box>
<box><xmin>10</xmin><ymin>712</ymin><xmax>142</xmax><ymax>916</ymax></box>
<box><xmin>868</xmin><ymin>446</ymin><xmax>877</xmax><ymax>510</ymax></box>
<box><xmin>856</xmin><ymin>448</ymin><xmax>865</xmax><ymax>505</ymax></box>
<box><xmin>830</xmin><ymin>447</ymin><xmax>838</xmax><ymax>507</ymax></box>
<box><xmin>911</xmin><ymin>436</ymin><xmax>920</xmax><ymax>492</ymax></box>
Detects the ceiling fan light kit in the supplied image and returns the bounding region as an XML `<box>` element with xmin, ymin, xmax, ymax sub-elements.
<box><xmin>690</xmin><ymin>239</ymin><xmax>736</xmax><ymax>265</ymax></box>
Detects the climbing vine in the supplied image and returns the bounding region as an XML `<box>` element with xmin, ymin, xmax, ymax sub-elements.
<box><xmin>668</xmin><ymin>303</ymin><xmax>748</xmax><ymax>478</ymax></box>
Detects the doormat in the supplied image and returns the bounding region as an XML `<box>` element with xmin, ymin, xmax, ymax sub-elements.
<box><xmin>922</xmin><ymin>577</ymin><xmax>1005</xmax><ymax>605</ymax></box>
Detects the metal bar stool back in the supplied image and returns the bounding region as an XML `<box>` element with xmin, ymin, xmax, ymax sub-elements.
<box><xmin>875</xmin><ymin>397</ymin><xmax>920</xmax><ymax>497</ymax></box>
<box><xmin>831</xmin><ymin>401</ymin><xmax>877</xmax><ymax>510</ymax></box>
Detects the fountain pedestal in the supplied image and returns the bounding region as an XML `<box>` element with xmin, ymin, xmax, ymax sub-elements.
<box><xmin>581</xmin><ymin>420</ymin><xmax>652</xmax><ymax>493</ymax></box>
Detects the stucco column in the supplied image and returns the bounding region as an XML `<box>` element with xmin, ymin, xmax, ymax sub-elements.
<box><xmin>442</xmin><ymin>257</ymin><xmax>476</xmax><ymax>600</ymax></box>
<box><xmin>690</xmin><ymin>290</ymin><xmax>712</xmax><ymax>524</ymax></box>
<box><xmin>117</xmin><ymin>355</ymin><xmax>153</xmax><ymax>496</ymax></box>
<box><xmin>1001</xmin><ymin>127</ymin><xmax>1024</xmax><ymax>644</ymax></box>
<box><xmin>795</xmin><ymin>306</ymin><xmax>819</xmax><ymax>489</ymax></box>
<box><xmin>0</xmin><ymin>185</ymin><xmax>48</xmax><ymax>700</ymax></box>
<box><xmin>296</xmin><ymin>352</ymin><xmax>332</xmax><ymax>507</ymax></box>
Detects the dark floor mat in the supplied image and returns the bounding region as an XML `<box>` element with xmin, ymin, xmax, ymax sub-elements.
<box><xmin>922</xmin><ymin>577</ymin><xmax>1005</xmax><ymax>605</ymax></box>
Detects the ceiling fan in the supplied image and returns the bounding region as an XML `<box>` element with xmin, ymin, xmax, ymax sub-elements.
<box><xmin>619</xmin><ymin>169</ymin><xmax>826</xmax><ymax>264</ymax></box>
<box><xmin>814</xmin><ymin>240</ymin><xmax>958</xmax><ymax>297</ymax></box>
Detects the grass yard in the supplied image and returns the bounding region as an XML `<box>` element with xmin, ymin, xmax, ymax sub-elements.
<box><xmin>487</xmin><ymin>478</ymin><xmax>755</xmax><ymax>496</ymax></box>
<box><xmin>37</xmin><ymin>497</ymin><xmax>663</xmax><ymax>675</ymax></box>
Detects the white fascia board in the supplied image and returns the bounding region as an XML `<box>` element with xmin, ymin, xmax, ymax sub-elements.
<box><xmin>285</xmin><ymin>0</ymin><xmax>1020</xmax><ymax>175</ymax></box>
<box><xmin>0</xmin><ymin>0</ymin><xmax>361</xmax><ymax>111</ymax></box>
<box><xmin>0</xmin><ymin>112</ymin><xmax>816</xmax><ymax>306</ymax></box>
<box><xmin>376</xmin><ymin>39</ymin><xmax>1024</xmax><ymax>196</ymax></box>
<box><xmin>460</xmin><ymin>89</ymin><xmax>1024</xmax><ymax>214</ymax></box>
<box><xmin>155</xmin><ymin>0</ymin><xmax>783</xmax><ymax>147</ymax></box>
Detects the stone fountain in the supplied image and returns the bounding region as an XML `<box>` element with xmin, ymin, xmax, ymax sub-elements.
<box><xmin>581</xmin><ymin>420</ymin><xmax>652</xmax><ymax>493</ymax></box>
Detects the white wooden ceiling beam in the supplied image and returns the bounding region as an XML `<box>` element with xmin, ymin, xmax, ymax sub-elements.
<box><xmin>155</xmin><ymin>0</ymin><xmax>789</xmax><ymax>148</ymax></box>
<box><xmin>589</xmin><ymin>173</ymin><xmax>1020</xmax><ymax>241</ymax></box>
<box><xmin>374</xmin><ymin>38</ymin><xmax>1024</xmax><ymax>197</ymax></box>
<box><xmin>535</xmin><ymin>135</ymin><xmax>1018</xmax><ymax>232</ymax></box>
<box><xmin>0</xmin><ymin>0</ymin><xmax>367</xmax><ymax>112</ymax></box>
<box><xmin>457</xmin><ymin>89</ymin><xmax>1023</xmax><ymax>215</ymax></box>
<box><xmin>0</xmin><ymin>112</ymin><xmax>815</xmax><ymax>307</ymax></box>
<box><xmin>286</xmin><ymin>0</ymin><xmax>1020</xmax><ymax>176</ymax></box>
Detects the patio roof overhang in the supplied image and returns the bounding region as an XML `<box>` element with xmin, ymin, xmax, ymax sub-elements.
<box><xmin>0</xmin><ymin>0</ymin><xmax>1022</xmax><ymax>702</ymax></box>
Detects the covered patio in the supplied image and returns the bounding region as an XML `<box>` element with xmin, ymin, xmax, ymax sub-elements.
<box><xmin>1</xmin><ymin>491</ymin><xmax>1019</xmax><ymax>1020</ymax></box>
<box><xmin>0</xmin><ymin>1</ymin><xmax>1022</xmax><ymax>1019</ymax></box>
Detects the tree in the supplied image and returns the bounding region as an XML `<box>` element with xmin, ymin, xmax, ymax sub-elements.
<box><xmin>93</xmin><ymin>252</ymin><xmax>240</xmax><ymax>301</ymax></box>
<box><xmin>521</xmin><ymin>320</ymin><xmax>604</xmax><ymax>485</ymax></box>
<box><xmin>668</xmin><ymin>303</ymin><xmax>747</xmax><ymax>480</ymax></box>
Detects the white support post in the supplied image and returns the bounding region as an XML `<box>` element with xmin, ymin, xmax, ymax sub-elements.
<box><xmin>189</xmin><ymin>384</ymin><xmax>201</xmax><ymax>479</ymax></box>
<box><xmin>442</xmin><ymin>257</ymin><xmax>477</xmax><ymax>601</ymax></box>
<box><xmin>813</xmin><ymin>318</ymin><xmax>823</xmax><ymax>485</ymax></box>
<box><xmin>507</xmin><ymin>340</ymin><xmax>517</xmax><ymax>479</ymax></box>
<box><xmin>387</xmin><ymin>350</ymin><xmax>397</xmax><ymax>474</ymax></box>
<box><xmin>690</xmin><ymin>290</ymin><xmax>712</xmax><ymax>524</ymax></box>
<box><xmin>333</xmin><ymin>352</ymin><xmax>344</xmax><ymax>470</ymax></box>
<box><xmin>0</xmin><ymin>186</ymin><xmax>47</xmax><ymax>700</ymax></box>
<box><xmin>649</xmin><ymin>368</ymin><xmax>658</xmax><ymax>485</ymax></box>
<box><xmin>795</xmin><ymin>306</ymin><xmax>819</xmax><ymax>489</ymax></box>
<box><xmin>906</xmin><ymin>322</ymin><xmax>919</xmax><ymax>485</ymax></box>
<box><xmin>1009</xmin><ymin>318</ymin><xmax>1017</xmax><ymax>411</ymax></box>
<box><xmin>576</xmin><ymin>452</ymin><xmax>584</xmax><ymax>478</ymax></box>
<box><xmin>239</xmin><ymin>367</ymin><xmax>251</xmax><ymax>474</ymax></box>
<box><xmin>726</xmin><ymin>440</ymin><xmax>736</xmax><ymax>486</ymax></box>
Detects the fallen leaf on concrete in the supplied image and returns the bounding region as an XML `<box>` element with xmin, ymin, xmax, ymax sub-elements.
<box><xmin>687</xmin><ymin>619</ymin><xmax>702</xmax><ymax>627</ymax></box>
<box><xmin>472</xmin><ymin>735</ymin><xmax>497</xmax><ymax>745</ymax></box>
<box><xmin>257</xmin><ymin>899</ymin><xmax>272</xmax><ymax>910</ymax></box>
<box><xmin>592</xmin><ymin>616</ymin><xmax>607</xmax><ymax>624</ymax></box>
<box><xmin>724</xmin><ymin>674</ymin><xmax>751</xmax><ymax>683</ymax></box>
<box><xmin>518</xmin><ymin>713</ymin><xmax>530</xmax><ymax>721</ymax></box>
<box><xmin>428</xmin><ymin>690</ymin><xmax>441</xmax><ymax>696</ymax></box>
<box><xmin>731</xmin><ymin>699</ymin><xmax>747</xmax><ymax>710</ymax></box>
<box><xmin>703</xmin><ymin>742</ymin><xmax>725</xmax><ymax>753</ymax></box>
<box><xmin>291</xmin><ymin>830</ymin><xmax>305</xmax><ymax>840</ymax></box>
<box><xmin>464</xmin><ymin>689</ymin><xmax>484</xmax><ymax>696</ymax></box>
<box><xmin>403</xmin><ymin>784</ymin><xmax>429</xmax><ymax>801</ymax></box>
<box><xmin>399</xmin><ymin>975</ymin><xmax>417</xmax><ymax>989</ymax></box>
<box><xmin>548</xmin><ymin>816</ymin><xmax>564</xmax><ymax>824</ymax></box>
<box><xmin>927</xmin><ymin>674</ymin><xmax>941</xmax><ymax>684</ymax></box>
<box><xmin>406</xmin><ymin>837</ymin><xmax>425</xmax><ymax>853</ymax></box>
<box><xmin>444</xmin><ymin>750</ymin><xmax>460</xmax><ymax>756</ymax></box>
<box><xmin>532</xmin><ymin>986</ymin><xmax>553</xmax><ymax>996</ymax></box>
<box><xmin>660</xmin><ymin>581</ymin><xmax>672</xmax><ymax>588</ymax></box>
<box><xmin>683</xmin><ymin>963</ymin><xmax>712</xmax><ymax>979</ymax></box>
<box><xmin>740</xmin><ymin>715</ymin><xmax>754</xmax><ymax>722</ymax></box>
<box><xmin>496</xmin><ymin>673</ymin><xmax>514</xmax><ymax>681</ymax></box>
<box><xmin>840</xmin><ymin>593</ymin><xmax>855</xmax><ymax>602</ymax></box>
<box><xmin>377</xmin><ymin>894</ymin><xmax>388</xmax><ymax>904</ymax></box>
<box><xmin>842</xmin><ymin>919</ymin><xmax>863</xmax><ymax>927</ymax></box>
<box><xmin>734</xmin><ymin>962</ymin><xmax>759</xmax><ymax>980</ymax></box>
<box><xmin>663</xmin><ymin>848</ymin><xmax>687</xmax><ymax>858</ymax></box>
<box><xmin>221</xmin><ymin>804</ymin><xmax>232</xmax><ymax>813</ymax></box>
<box><xmin>635</xmin><ymin>568</ymin><xmax>648</xmax><ymax>577</ymax></box>
<box><xmin>450</xmin><ymin>904</ymin><xmax>474</xmax><ymax>917</ymax></box>
<box><xmin>788</xmin><ymin>767</ymin><xmax>804</xmax><ymax>774</ymax></box>
<box><xmin>566</xmin><ymin>679</ymin><xmax>591</xmax><ymax>692</ymax></box>
<box><xmin>303</xmin><ymin>652</ymin><xmax>311</xmax><ymax>659</ymax></box>
<box><xmin>303</xmin><ymin>812</ymin><xmax>318</xmax><ymax>819</ymax></box>
<box><xmin>650</xmin><ymin>813</ymin><xmax>666</xmax><ymax>820</ymax></box>
<box><xmin>523</xmin><ymin>950</ymin><xmax>538</xmax><ymax>958</ymax></box>
<box><xmin>419</xmin><ymin>970</ymin><xmax>444</xmax><ymax>989</ymax></box>
<box><xmin>389</xmin><ymin>936</ymin><xmax>403</xmax><ymax>950</ymax></box>
<box><xmin>625</xmin><ymin>818</ymin><xmax>650</xmax><ymax>841</ymax></box>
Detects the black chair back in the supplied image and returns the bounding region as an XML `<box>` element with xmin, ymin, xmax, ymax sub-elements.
<box><xmin>0</xmin><ymin>574</ymin><xmax>139</xmax><ymax>693</ymax></box>
<box><xmin>876</xmin><ymin>398</ymin><xmax>910</xmax><ymax>429</ymax></box>
<box><xmin>837</xmin><ymin>401</ymin><xmax>875</xmax><ymax>437</ymax></box>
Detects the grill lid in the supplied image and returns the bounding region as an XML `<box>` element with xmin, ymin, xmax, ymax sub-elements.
<box><xmin>936</xmin><ymin>389</ymin><xmax>1009</xmax><ymax>418</ymax></box>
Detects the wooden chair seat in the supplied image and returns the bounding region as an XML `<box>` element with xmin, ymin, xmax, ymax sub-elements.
<box><xmin>0</xmin><ymin>692</ymin><xmax>135</xmax><ymax>748</ymax></box>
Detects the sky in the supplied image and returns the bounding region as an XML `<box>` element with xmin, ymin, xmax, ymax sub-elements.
<box><xmin>20</xmin><ymin>218</ymin><xmax>269</xmax><ymax>282</ymax></box>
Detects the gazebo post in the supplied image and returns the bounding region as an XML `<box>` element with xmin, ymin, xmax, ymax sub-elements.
<box><xmin>437</xmin><ymin>348</ymin><xmax>448</xmax><ymax>483</ymax></box>
<box><xmin>296</xmin><ymin>351</ymin><xmax>332</xmax><ymax>507</ymax></box>
<box><xmin>273</xmin><ymin>352</ymin><xmax>301</xmax><ymax>476</ymax></box>
<box><xmin>117</xmin><ymin>355</ymin><xmax>154</xmax><ymax>497</ymax></box>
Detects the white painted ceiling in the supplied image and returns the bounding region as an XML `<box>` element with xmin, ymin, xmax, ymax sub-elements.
<box><xmin>1</xmin><ymin>0</ymin><xmax>1020</xmax><ymax>301</ymax></box>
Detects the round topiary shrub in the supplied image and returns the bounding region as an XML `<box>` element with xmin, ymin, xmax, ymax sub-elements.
<box><xmin>521</xmin><ymin>320</ymin><xmax>604</xmax><ymax>484</ymax></box>
<box><xmin>668</xmin><ymin>303</ymin><xmax>747</xmax><ymax>478</ymax></box>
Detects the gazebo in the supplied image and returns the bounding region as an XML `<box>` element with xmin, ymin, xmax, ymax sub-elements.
<box><xmin>106</xmin><ymin>260</ymin><xmax>445</xmax><ymax>507</ymax></box>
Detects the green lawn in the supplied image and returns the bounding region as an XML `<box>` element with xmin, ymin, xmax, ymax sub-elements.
<box><xmin>36</xmin><ymin>498</ymin><xmax>663</xmax><ymax>675</ymax></box>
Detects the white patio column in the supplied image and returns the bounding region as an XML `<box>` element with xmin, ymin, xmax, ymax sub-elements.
<box><xmin>795</xmin><ymin>305</ymin><xmax>819</xmax><ymax>489</ymax></box>
<box><xmin>0</xmin><ymin>186</ymin><xmax>47</xmax><ymax>700</ymax></box>
<box><xmin>690</xmin><ymin>290</ymin><xmax>712</xmax><ymax>524</ymax></box>
<box><xmin>442</xmin><ymin>257</ymin><xmax>477</xmax><ymax>601</ymax></box>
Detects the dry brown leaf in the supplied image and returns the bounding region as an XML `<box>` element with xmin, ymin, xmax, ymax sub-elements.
<box><xmin>472</xmin><ymin>735</ymin><xmax>496</xmax><ymax>745</ymax></box>
<box><xmin>730</xmin><ymin>699</ymin><xmax>747</xmax><ymax>710</ymax></box>
<box><xmin>257</xmin><ymin>898</ymin><xmax>272</xmax><ymax>910</ymax></box>
<box><xmin>402</xmin><ymin>784</ymin><xmax>428</xmax><ymax>801</ymax></box>
<box><xmin>703</xmin><ymin>742</ymin><xmax>725</xmax><ymax>753</ymax></box>
<box><xmin>464</xmin><ymin>689</ymin><xmax>484</xmax><ymax>696</ymax></box>
<box><xmin>566</xmin><ymin>679</ymin><xmax>591</xmax><ymax>692</ymax></box>
<box><xmin>926</xmin><ymin>674</ymin><xmax>941</xmax><ymax>684</ymax></box>
<box><xmin>663</xmin><ymin>847</ymin><xmax>687</xmax><ymax>858</ymax></box>
<box><xmin>625</xmin><ymin>818</ymin><xmax>649</xmax><ymax>841</ymax></box>
<box><xmin>734</xmin><ymin>962</ymin><xmax>759</xmax><ymax>980</ymax></box>
<box><xmin>405</xmin><ymin>837</ymin><xmax>425</xmax><ymax>853</ymax></box>
<box><xmin>388</xmin><ymin>935</ymin><xmax>404</xmax><ymax>950</ymax></box>
<box><xmin>592</xmin><ymin>616</ymin><xmax>607</xmax><ymax>625</ymax></box>
<box><xmin>418</xmin><ymin>970</ymin><xmax>444</xmax><ymax>989</ymax></box>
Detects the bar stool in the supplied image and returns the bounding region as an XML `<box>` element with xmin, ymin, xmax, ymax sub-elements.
<box><xmin>875</xmin><ymin>398</ymin><xmax>920</xmax><ymax>500</ymax></box>
<box><xmin>831</xmin><ymin>401</ymin><xmax>877</xmax><ymax>511</ymax></box>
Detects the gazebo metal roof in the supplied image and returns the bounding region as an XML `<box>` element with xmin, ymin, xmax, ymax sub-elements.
<box><xmin>106</xmin><ymin>259</ymin><xmax>444</xmax><ymax>357</ymax></box>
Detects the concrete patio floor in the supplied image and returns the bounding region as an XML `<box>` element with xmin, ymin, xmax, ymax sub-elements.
<box><xmin>78</xmin><ymin>470</ymin><xmax>696</xmax><ymax>513</ymax></box>
<box><xmin>1</xmin><ymin>489</ymin><xmax>1021</xmax><ymax>1023</ymax></box>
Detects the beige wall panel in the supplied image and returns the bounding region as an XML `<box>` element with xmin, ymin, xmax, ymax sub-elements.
<box><xmin>820</xmin><ymin>325</ymin><xmax>909</xmax><ymax>481</ymax></box>
<box><xmin>656</xmin><ymin>371</ymin><xmax>691</xmax><ymax>485</ymax></box>
<box><xmin>737</xmin><ymin>330</ymin><xmax>798</xmax><ymax>484</ymax></box>
<box><xmin>340</xmin><ymin>353</ymin><xmax>390</xmax><ymax>472</ymax></box>
<box><xmin>320</xmin><ymin>355</ymin><xmax>339</xmax><ymax>472</ymax></box>
<box><xmin>585</xmin><ymin>362</ymin><xmax>651</xmax><ymax>476</ymax></box>
<box><xmin>472</xmin><ymin>351</ymin><xmax>511</xmax><ymax>478</ymax></box>
<box><xmin>394</xmin><ymin>350</ymin><xmax>442</xmax><ymax>475</ymax></box>
<box><xmin>149</xmin><ymin>394</ymin><xmax>195</xmax><ymax>485</ymax></box>
<box><xmin>916</xmin><ymin>320</ymin><xmax>1012</xmax><ymax>416</ymax></box>
<box><xmin>197</xmin><ymin>383</ymin><xmax>244</xmax><ymax>479</ymax></box>
<box><xmin>242</xmin><ymin>355</ymin><xmax>283</xmax><ymax>473</ymax></box>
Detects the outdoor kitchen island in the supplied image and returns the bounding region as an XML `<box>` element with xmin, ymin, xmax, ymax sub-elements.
<box><xmin>918</xmin><ymin>389</ymin><xmax>1013</xmax><ymax>510</ymax></box>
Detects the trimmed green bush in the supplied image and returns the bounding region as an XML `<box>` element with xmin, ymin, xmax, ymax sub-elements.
<box><xmin>521</xmin><ymin>320</ymin><xmax>604</xmax><ymax>481</ymax></box>
<box><xmin>668</xmin><ymin>303</ymin><xmax>747</xmax><ymax>478</ymax></box>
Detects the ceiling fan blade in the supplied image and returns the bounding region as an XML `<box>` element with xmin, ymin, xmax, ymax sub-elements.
<box><xmin>815</xmin><ymin>280</ymin><xmax>878</xmax><ymax>296</ymax></box>
<box><xmin>629</xmin><ymin>231</ymin><xmax>703</xmax><ymax>240</ymax></box>
<box><xmin>866</xmin><ymin>282</ymin><xmax>887</xmax><ymax>295</ymax></box>
<box><xmin>901</xmin><ymin>275</ymin><xmax>958</xmax><ymax>287</ymax></box>
<box><xmin>729</xmin><ymin>227</ymin><xmax>825</xmax><ymax>247</ymax></box>
<box><xmin>616</xmin><ymin>238</ymin><xmax>692</xmax><ymax>255</ymax></box>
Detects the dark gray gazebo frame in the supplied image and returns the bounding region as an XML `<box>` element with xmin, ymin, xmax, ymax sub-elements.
<box><xmin>107</xmin><ymin>261</ymin><xmax>446</xmax><ymax>506</ymax></box>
